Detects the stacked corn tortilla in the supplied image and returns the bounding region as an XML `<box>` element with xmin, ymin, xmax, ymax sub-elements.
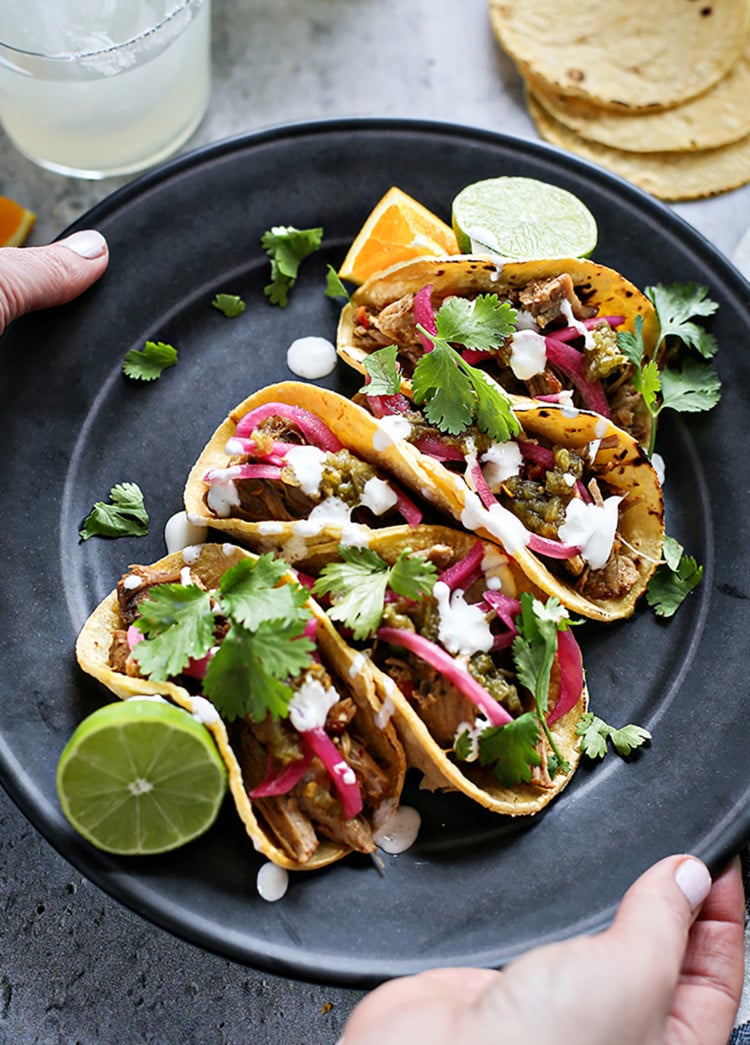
<box><xmin>489</xmin><ymin>0</ymin><xmax>750</xmax><ymax>200</ymax></box>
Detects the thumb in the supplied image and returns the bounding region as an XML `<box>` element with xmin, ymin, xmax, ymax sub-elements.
<box><xmin>611</xmin><ymin>854</ymin><xmax>711</xmax><ymax>950</ymax></box>
<box><xmin>0</xmin><ymin>229</ymin><xmax>109</xmax><ymax>332</ymax></box>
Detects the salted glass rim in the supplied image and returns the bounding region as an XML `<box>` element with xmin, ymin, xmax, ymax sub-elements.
<box><xmin>0</xmin><ymin>0</ymin><xmax>202</xmax><ymax>62</ymax></box>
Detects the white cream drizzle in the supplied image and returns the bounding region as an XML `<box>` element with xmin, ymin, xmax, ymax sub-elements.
<box><xmin>480</xmin><ymin>441</ymin><xmax>523</xmax><ymax>488</ymax></box>
<box><xmin>559</xmin><ymin>495</ymin><xmax>623</xmax><ymax>570</ymax></box>
<box><xmin>164</xmin><ymin>511</ymin><xmax>208</xmax><ymax>555</ymax></box>
<box><xmin>433</xmin><ymin>581</ymin><xmax>493</xmax><ymax>656</ymax></box>
<box><xmin>349</xmin><ymin>653</ymin><xmax>367</xmax><ymax>679</ymax></box>
<box><xmin>559</xmin><ymin>298</ymin><xmax>594</xmax><ymax>349</ymax></box>
<box><xmin>207</xmin><ymin>480</ymin><xmax>240</xmax><ymax>518</ymax></box>
<box><xmin>372</xmin><ymin>414</ymin><xmax>412</xmax><ymax>451</ymax></box>
<box><xmin>288</xmin><ymin>674</ymin><xmax>339</xmax><ymax>732</ymax></box>
<box><xmin>284</xmin><ymin>444</ymin><xmax>326</xmax><ymax>496</ymax></box>
<box><xmin>460</xmin><ymin>490</ymin><xmax>530</xmax><ymax>555</ymax></box>
<box><xmin>190</xmin><ymin>696</ymin><xmax>220</xmax><ymax>725</ymax></box>
<box><xmin>374</xmin><ymin>695</ymin><xmax>395</xmax><ymax>730</ymax></box>
<box><xmin>508</xmin><ymin>329</ymin><xmax>547</xmax><ymax>380</ymax></box>
<box><xmin>360</xmin><ymin>476</ymin><xmax>398</xmax><ymax>516</ymax></box>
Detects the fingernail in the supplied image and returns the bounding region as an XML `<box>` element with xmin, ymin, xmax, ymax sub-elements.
<box><xmin>59</xmin><ymin>229</ymin><xmax>108</xmax><ymax>259</ymax></box>
<box><xmin>675</xmin><ymin>857</ymin><xmax>711</xmax><ymax>911</ymax></box>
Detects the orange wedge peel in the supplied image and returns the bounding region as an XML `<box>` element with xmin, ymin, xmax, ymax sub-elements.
<box><xmin>338</xmin><ymin>186</ymin><xmax>459</xmax><ymax>285</ymax></box>
<box><xmin>0</xmin><ymin>195</ymin><xmax>36</xmax><ymax>247</ymax></box>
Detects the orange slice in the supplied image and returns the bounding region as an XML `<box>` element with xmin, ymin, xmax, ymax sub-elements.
<box><xmin>0</xmin><ymin>195</ymin><xmax>36</xmax><ymax>247</ymax></box>
<box><xmin>338</xmin><ymin>186</ymin><xmax>459</xmax><ymax>284</ymax></box>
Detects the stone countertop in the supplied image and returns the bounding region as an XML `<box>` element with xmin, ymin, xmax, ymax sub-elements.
<box><xmin>1</xmin><ymin>2</ymin><xmax>749</xmax><ymax>1043</ymax></box>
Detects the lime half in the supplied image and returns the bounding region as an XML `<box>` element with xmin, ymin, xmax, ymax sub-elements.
<box><xmin>57</xmin><ymin>699</ymin><xmax>227</xmax><ymax>855</ymax></box>
<box><xmin>452</xmin><ymin>176</ymin><xmax>597</xmax><ymax>260</ymax></box>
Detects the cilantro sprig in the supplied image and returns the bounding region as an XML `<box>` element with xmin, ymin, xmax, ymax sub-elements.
<box><xmin>122</xmin><ymin>341</ymin><xmax>178</xmax><ymax>382</ymax></box>
<box><xmin>80</xmin><ymin>482</ymin><xmax>149</xmax><ymax>541</ymax></box>
<box><xmin>360</xmin><ymin>344</ymin><xmax>402</xmax><ymax>396</ymax></box>
<box><xmin>132</xmin><ymin>555</ymin><xmax>314</xmax><ymax>722</ymax></box>
<box><xmin>646</xmin><ymin>535</ymin><xmax>703</xmax><ymax>618</ymax></box>
<box><xmin>312</xmin><ymin>545</ymin><xmax>437</xmax><ymax>640</ymax></box>
<box><xmin>325</xmin><ymin>264</ymin><xmax>351</xmax><ymax>301</ymax></box>
<box><xmin>261</xmin><ymin>225</ymin><xmax>323</xmax><ymax>307</ymax></box>
<box><xmin>618</xmin><ymin>284</ymin><xmax>721</xmax><ymax>457</ymax></box>
<box><xmin>211</xmin><ymin>293</ymin><xmax>246</xmax><ymax>318</ymax></box>
<box><xmin>412</xmin><ymin>295</ymin><xmax>519</xmax><ymax>442</ymax></box>
<box><xmin>474</xmin><ymin>594</ymin><xmax>575</xmax><ymax>786</ymax></box>
<box><xmin>647</xmin><ymin>283</ymin><xmax>718</xmax><ymax>359</ymax></box>
<box><xmin>576</xmin><ymin>712</ymin><xmax>651</xmax><ymax>759</ymax></box>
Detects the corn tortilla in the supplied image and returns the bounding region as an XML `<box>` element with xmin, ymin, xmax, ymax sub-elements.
<box><xmin>489</xmin><ymin>0</ymin><xmax>750</xmax><ymax>112</ymax></box>
<box><xmin>527</xmin><ymin>91</ymin><xmax>750</xmax><ymax>201</ymax></box>
<box><xmin>523</xmin><ymin>33</ymin><xmax>750</xmax><ymax>154</ymax></box>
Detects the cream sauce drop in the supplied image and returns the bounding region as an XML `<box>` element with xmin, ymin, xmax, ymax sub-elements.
<box><xmin>256</xmin><ymin>862</ymin><xmax>289</xmax><ymax>902</ymax></box>
<box><xmin>286</xmin><ymin>336</ymin><xmax>337</xmax><ymax>379</ymax></box>
<box><xmin>374</xmin><ymin>806</ymin><xmax>421</xmax><ymax>854</ymax></box>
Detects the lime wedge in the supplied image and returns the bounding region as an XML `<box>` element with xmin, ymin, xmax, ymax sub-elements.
<box><xmin>451</xmin><ymin>176</ymin><xmax>597</xmax><ymax>260</ymax></box>
<box><xmin>56</xmin><ymin>699</ymin><xmax>227</xmax><ymax>855</ymax></box>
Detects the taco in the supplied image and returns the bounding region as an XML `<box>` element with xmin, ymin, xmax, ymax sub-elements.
<box><xmin>185</xmin><ymin>382</ymin><xmax>663</xmax><ymax>621</ymax></box>
<box><xmin>351</xmin><ymin>391</ymin><xmax>665</xmax><ymax>622</ymax></box>
<box><xmin>183</xmin><ymin>381</ymin><xmax>450</xmax><ymax>561</ymax></box>
<box><xmin>295</xmin><ymin>525</ymin><xmax>588</xmax><ymax>816</ymax></box>
<box><xmin>336</xmin><ymin>254</ymin><xmax>660</xmax><ymax>444</ymax></box>
<box><xmin>75</xmin><ymin>543</ymin><xmax>406</xmax><ymax>871</ymax></box>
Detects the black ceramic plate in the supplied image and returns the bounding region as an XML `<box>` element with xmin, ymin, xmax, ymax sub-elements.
<box><xmin>1</xmin><ymin>119</ymin><xmax>749</xmax><ymax>988</ymax></box>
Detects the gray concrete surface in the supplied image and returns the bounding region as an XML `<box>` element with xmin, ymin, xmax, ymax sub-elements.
<box><xmin>1</xmin><ymin>2</ymin><xmax>749</xmax><ymax>1042</ymax></box>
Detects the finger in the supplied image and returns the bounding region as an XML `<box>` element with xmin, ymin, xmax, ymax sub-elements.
<box><xmin>476</xmin><ymin>855</ymin><xmax>714</xmax><ymax>1045</ymax></box>
<box><xmin>0</xmin><ymin>230</ymin><xmax>109</xmax><ymax>331</ymax></box>
<box><xmin>666</xmin><ymin>856</ymin><xmax>745</xmax><ymax>1045</ymax></box>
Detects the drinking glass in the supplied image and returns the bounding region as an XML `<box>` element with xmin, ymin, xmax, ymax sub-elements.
<box><xmin>0</xmin><ymin>0</ymin><xmax>211</xmax><ymax>179</ymax></box>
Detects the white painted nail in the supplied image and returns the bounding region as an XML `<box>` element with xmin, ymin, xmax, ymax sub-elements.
<box><xmin>59</xmin><ymin>229</ymin><xmax>108</xmax><ymax>259</ymax></box>
<box><xmin>675</xmin><ymin>857</ymin><xmax>711</xmax><ymax>911</ymax></box>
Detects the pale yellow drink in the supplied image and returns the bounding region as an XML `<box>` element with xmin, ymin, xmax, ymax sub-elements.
<box><xmin>0</xmin><ymin>0</ymin><xmax>211</xmax><ymax>179</ymax></box>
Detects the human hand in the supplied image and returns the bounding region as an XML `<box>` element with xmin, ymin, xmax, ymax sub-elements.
<box><xmin>341</xmin><ymin>855</ymin><xmax>744</xmax><ymax>1045</ymax></box>
<box><xmin>0</xmin><ymin>230</ymin><xmax>109</xmax><ymax>335</ymax></box>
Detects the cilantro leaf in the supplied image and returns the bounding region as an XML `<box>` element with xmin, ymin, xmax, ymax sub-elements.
<box><xmin>412</xmin><ymin>339</ymin><xmax>476</xmax><ymax>434</ymax></box>
<box><xmin>576</xmin><ymin>712</ymin><xmax>651</xmax><ymax>760</ymax></box>
<box><xmin>617</xmin><ymin>313</ymin><xmax>721</xmax><ymax>457</ymax></box>
<box><xmin>659</xmin><ymin>357</ymin><xmax>722</xmax><ymax>413</ymax></box>
<box><xmin>388</xmin><ymin>550</ymin><xmax>438</xmax><ymax>600</ymax></box>
<box><xmin>132</xmin><ymin>584</ymin><xmax>215</xmax><ymax>679</ymax></box>
<box><xmin>412</xmin><ymin>297</ymin><xmax>520</xmax><ymax>441</ymax></box>
<box><xmin>325</xmin><ymin>264</ymin><xmax>351</xmax><ymax>300</ymax></box>
<box><xmin>646</xmin><ymin>537</ymin><xmax>703</xmax><ymax>618</ymax></box>
<box><xmin>122</xmin><ymin>341</ymin><xmax>178</xmax><ymax>382</ymax></box>
<box><xmin>512</xmin><ymin>593</ymin><xmax>571</xmax><ymax>773</ymax></box>
<box><xmin>478</xmin><ymin>713</ymin><xmax>542</xmax><ymax>785</ymax></box>
<box><xmin>360</xmin><ymin>344</ymin><xmax>402</xmax><ymax>396</ymax></box>
<box><xmin>129</xmin><ymin>555</ymin><xmax>316</xmax><ymax>723</ymax></box>
<box><xmin>646</xmin><ymin>283</ymin><xmax>719</xmax><ymax>358</ymax></box>
<box><xmin>216</xmin><ymin>555</ymin><xmax>309</xmax><ymax>631</ymax></box>
<box><xmin>610</xmin><ymin>723</ymin><xmax>653</xmax><ymax>757</ymax></box>
<box><xmin>203</xmin><ymin>621</ymin><xmax>312</xmax><ymax>722</ymax></box>
<box><xmin>79</xmin><ymin>482</ymin><xmax>149</xmax><ymax>541</ymax></box>
<box><xmin>211</xmin><ymin>293</ymin><xmax>246</xmax><ymax>318</ymax></box>
<box><xmin>313</xmin><ymin>545</ymin><xmax>436</xmax><ymax>640</ymax></box>
<box><xmin>454</xmin><ymin>728</ymin><xmax>475</xmax><ymax>763</ymax></box>
<box><xmin>261</xmin><ymin>225</ymin><xmax>323</xmax><ymax>307</ymax></box>
<box><xmin>432</xmin><ymin>294</ymin><xmax>517</xmax><ymax>351</ymax></box>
